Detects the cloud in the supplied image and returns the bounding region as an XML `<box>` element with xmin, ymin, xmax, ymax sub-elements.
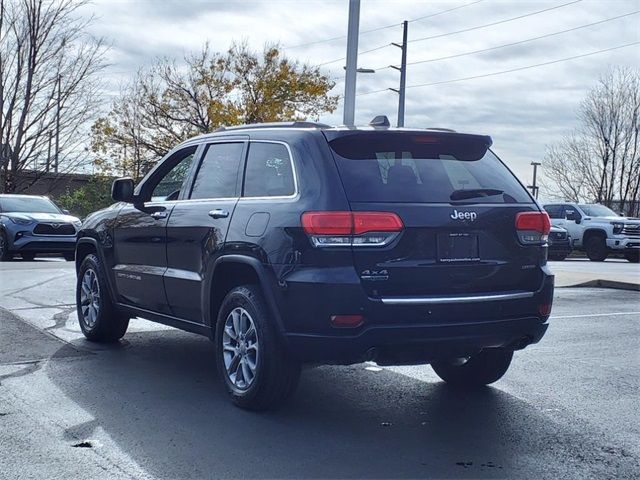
<box><xmin>78</xmin><ymin>0</ymin><xmax>640</xmax><ymax>185</ymax></box>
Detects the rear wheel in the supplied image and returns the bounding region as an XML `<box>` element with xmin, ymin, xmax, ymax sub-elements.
<box><xmin>0</xmin><ymin>230</ymin><xmax>12</xmax><ymax>261</ymax></box>
<box><xmin>216</xmin><ymin>285</ymin><xmax>300</xmax><ymax>411</ymax></box>
<box><xmin>76</xmin><ymin>254</ymin><xmax>129</xmax><ymax>342</ymax></box>
<box><xmin>625</xmin><ymin>251</ymin><xmax>640</xmax><ymax>263</ymax></box>
<box><xmin>585</xmin><ymin>235</ymin><xmax>608</xmax><ymax>261</ymax></box>
<box><xmin>431</xmin><ymin>349</ymin><xmax>513</xmax><ymax>387</ymax></box>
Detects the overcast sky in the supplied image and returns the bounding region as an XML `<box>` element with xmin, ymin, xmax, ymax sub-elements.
<box><xmin>79</xmin><ymin>0</ymin><xmax>640</xmax><ymax>189</ymax></box>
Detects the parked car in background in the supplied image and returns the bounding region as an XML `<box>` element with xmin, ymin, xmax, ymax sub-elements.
<box><xmin>74</xmin><ymin>119</ymin><xmax>554</xmax><ymax>410</ymax></box>
<box><xmin>543</xmin><ymin>203</ymin><xmax>640</xmax><ymax>263</ymax></box>
<box><xmin>547</xmin><ymin>225</ymin><xmax>572</xmax><ymax>261</ymax></box>
<box><xmin>0</xmin><ymin>194</ymin><xmax>81</xmax><ymax>261</ymax></box>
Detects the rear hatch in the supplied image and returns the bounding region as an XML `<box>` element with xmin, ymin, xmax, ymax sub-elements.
<box><xmin>325</xmin><ymin>130</ymin><xmax>545</xmax><ymax>298</ymax></box>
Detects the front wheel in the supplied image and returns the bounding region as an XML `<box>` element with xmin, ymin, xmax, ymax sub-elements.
<box><xmin>216</xmin><ymin>285</ymin><xmax>300</xmax><ymax>411</ymax></box>
<box><xmin>0</xmin><ymin>230</ymin><xmax>12</xmax><ymax>261</ymax></box>
<box><xmin>76</xmin><ymin>254</ymin><xmax>129</xmax><ymax>342</ymax></box>
<box><xmin>625</xmin><ymin>251</ymin><xmax>640</xmax><ymax>263</ymax></box>
<box><xmin>585</xmin><ymin>236</ymin><xmax>608</xmax><ymax>261</ymax></box>
<box><xmin>431</xmin><ymin>349</ymin><xmax>514</xmax><ymax>387</ymax></box>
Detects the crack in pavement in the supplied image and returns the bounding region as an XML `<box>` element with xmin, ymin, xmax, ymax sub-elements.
<box><xmin>45</xmin><ymin>307</ymin><xmax>77</xmax><ymax>332</ymax></box>
<box><xmin>11</xmin><ymin>304</ymin><xmax>75</xmax><ymax>311</ymax></box>
<box><xmin>2</xmin><ymin>273</ymin><xmax>70</xmax><ymax>297</ymax></box>
<box><xmin>0</xmin><ymin>361</ymin><xmax>42</xmax><ymax>384</ymax></box>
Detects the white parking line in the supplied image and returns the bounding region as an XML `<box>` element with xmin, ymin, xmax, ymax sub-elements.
<box><xmin>552</xmin><ymin>312</ymin><xmax>640</xmax><ymax>319</ymax></box>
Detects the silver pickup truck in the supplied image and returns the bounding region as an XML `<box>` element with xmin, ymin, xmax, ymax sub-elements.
<box><xmin>543</xmin><ymin>203</ymin><xmax>640</xmax><ymax>263</ymax></box>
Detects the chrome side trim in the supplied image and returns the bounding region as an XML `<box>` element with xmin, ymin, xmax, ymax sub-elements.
<box><xmin>379</xmin><ymin>291</ymin><xmax>535</xmax><ymax>305</ymax></box>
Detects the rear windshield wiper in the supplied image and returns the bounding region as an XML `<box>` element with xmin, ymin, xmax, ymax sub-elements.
<box><xmin>450</xmin><ymin>188</ymin><xmax>504</xmax><ymax>201</ymax></box>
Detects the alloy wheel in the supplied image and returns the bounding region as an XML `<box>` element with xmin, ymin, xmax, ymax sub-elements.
<box><xmin>222</xmin><ymin>307</ymin><xmax>260</xmax><ymax>390</ymax></box>
<box><xmin>80</xmin><ymin>268</ymin><xmax>100</xmax><ymax>328</ymax></box>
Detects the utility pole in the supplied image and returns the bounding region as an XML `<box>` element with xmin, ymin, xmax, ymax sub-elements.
<box><xmin>54</xmin><ymin>74</ymin><xmax>61</xmax><ymax>173</ymax></box>
<box><xmin>343</xmin><ymin>0</ymin><xmax>361</xmax><ymax>126</ymax></box>
<box><xmin>46</xmin><ymin>131</ymin><xmax>52</xmax><ymax>172</ymax></box>
<box><xmin>528</xmin><ymin>161</ymin><xmax>541</xmax><ymax>199</ymax></box>
<box><xmin>390</xmin><ymin>21</ymin><xmax>408</xmax><ymax>127</ymax></box>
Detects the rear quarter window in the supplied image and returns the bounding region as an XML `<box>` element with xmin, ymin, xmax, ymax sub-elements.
<box><xmin>329</xmin><ymin>132</ymin><xmax>532</xmax><ymax>204</ymax></box>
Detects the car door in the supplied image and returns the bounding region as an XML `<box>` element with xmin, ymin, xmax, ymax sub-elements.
<box><xmin>562</xmin><ymin>205</ymin><xmax>583</xmax><ymax>245</ymax></box>
<box><xmin>164</xmin><ymin>140</ymin><xmax>246</xmax><ymax>322</ymax></box>
<box><xmin>113</xmin><ymin>146</ymin><xmax>199</xmax><ymax>314</ymax></box>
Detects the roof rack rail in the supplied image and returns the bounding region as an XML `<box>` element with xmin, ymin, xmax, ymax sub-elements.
<box><xmin>214</xmin><ymin>121</ymin><xmax>331</xmax><ymax>132</ymax></box>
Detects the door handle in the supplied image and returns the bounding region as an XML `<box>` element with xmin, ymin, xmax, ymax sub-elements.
<box><xmin>208</xmin><ymin>209</ymin><xmax>229</xmax><ymax>219</ymax></box>
<box><xmin>150</xmin><ymin>211</ymin><xmax>168</xmax><ymax>220</ymax></box>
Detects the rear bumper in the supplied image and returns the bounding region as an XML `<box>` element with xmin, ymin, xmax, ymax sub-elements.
<box><xmin>278</xmin><ymin>265</ymin><xmax>554</xmax><ymax>364</ymax></box>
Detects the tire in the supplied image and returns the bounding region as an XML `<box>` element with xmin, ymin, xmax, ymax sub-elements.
<box><xmin>21</xmin><ymin>252</ymin><xmax>36</xmax><ymax>261</ymax></box>
<box><xmin>76</xmin><ymin>253</ymin><xmax>129</xmax><ymax>342</ymax></box>
<box><xmin>625</xmin><ymin>251</ymin><xmax>640</xmax><ymax>263</ymax></box>
<box><xmin>431</xmin><ymin>349</ymin><xmax>514</xmax><ymax>387</ymax></box>
<box><xmin>585</xmin><ymin>235</ymin><xmax>608</xmax><ymax>262</ymax></box>
<box><xmin>64</xmin><ymin>252</ymin><xmax>75</xmax><ymax>261</ymax></box>
<box><xmin>215</xmin><ymin>285</ymin><xmax>300</xmax><ymax>411</ymax></box>
<box><xmin>0</xmin><ymin>230</ymin><xmax>12</xmax><ymax>261</ymax></box>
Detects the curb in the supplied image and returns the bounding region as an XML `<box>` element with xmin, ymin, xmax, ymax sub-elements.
<box><xmin>560</xmin><ymin>279</ymin><xmax>640</xmax><ymax>291</ymax></box>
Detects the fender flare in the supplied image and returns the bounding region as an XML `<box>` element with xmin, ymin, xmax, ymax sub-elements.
<box><xmin>75</xmin><ymin>236</ymin><xmax>120</xmax><ymax>306</ymax></box>
<box><xmin>204</xmin><ymin>254</ymin><xmax>286</xmax><ymax>338</ymax></box>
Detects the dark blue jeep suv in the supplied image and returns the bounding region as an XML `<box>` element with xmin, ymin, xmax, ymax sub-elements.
<box><xmin>75</xmin><ymin>119</ymin><xmax>554</xmax><ymax>410</ymax></box>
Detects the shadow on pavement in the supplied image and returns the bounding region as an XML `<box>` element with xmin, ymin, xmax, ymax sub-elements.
<box><xmin>45</xmin><ymin>330</ymin><xmax>616</xmax><ymax>479</ymax></box>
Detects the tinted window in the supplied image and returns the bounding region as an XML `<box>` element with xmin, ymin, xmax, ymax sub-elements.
<box><xmin>0</xmin><ymin>196</ymin><xmax>60</xmax><ymax>213</ymax></box>
<box><xmin>544</xmin><ymin>205</ymin><xmax>563</xmax><ymax>219</ymax></box>
<box><xmin>243</xmin><ymin>143</ymin><xmax>295</xmax><ymax>197</ymax></box>
<box><xmin>190</xmin><ymin>143</ymin><xmax>244</xmax><ymax>199</ymax></box>
<box><xmin>330</xmin><ymin>133</ymin><xmax>532</xmax><ymax>204</ymax></box>
<box><xmin>151</xmin><ymin>149</ymin><xmax>196</xmax><ymax>201</ymax></box>
<box><xmin>578</xmin><ymin>204</ymin><xmax>619</xmax><ymax>217</ymax></box>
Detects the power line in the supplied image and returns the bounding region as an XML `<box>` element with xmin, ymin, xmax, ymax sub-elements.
<box><xmin>408</xmin><ymin>0</ymin><xmax>583</xmax><ymax>45</ymax></box>
<box><xmin>318</xmin><ymin>43</ymin><xmax>390</xmax><ymax>67</ymax></box>
<box><xmin>356</xmin><ymin>41</ymin><xmax>640</xmax><ymax>96</ymax></box>
<box><xmin>399</xmin><ymin>10</ymin><xmax>640</xmax><ymax>68</ymax></box>
<box><xmin>282</xmin><ymin>0</ymin><xmax>484</xmax><ymax>50</ymax></box>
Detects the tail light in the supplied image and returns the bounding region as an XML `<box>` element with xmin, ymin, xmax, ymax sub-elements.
<box><xmin>302</xmin><ymin>211</ymin><xmax>403</xmax><ymax>247</ymax></box>
<box><xmin>516</xmin><ymin>211</ymin><xmax>551</xmax><ymax>245</ymax></box>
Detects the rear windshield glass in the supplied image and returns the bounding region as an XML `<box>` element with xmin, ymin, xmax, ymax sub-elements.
<box><xmin>329</xmin><ymin>133</ymin><xmax>532</xmax><ymax>204</ymax></box>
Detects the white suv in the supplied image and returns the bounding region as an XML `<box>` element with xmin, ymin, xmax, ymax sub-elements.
<box><xmin>543</xmin><ymin>203</ymin><xmax>640</xmax><ymax>263</ymax></box>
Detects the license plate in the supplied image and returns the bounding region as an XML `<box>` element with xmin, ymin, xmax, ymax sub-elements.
<box><xmin>437</xmin><ymin>233</ymin><xmax>480</xmax><ymax>263</ymax></box>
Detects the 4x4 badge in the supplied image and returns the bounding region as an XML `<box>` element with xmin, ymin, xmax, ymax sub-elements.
<box><xmin>450</xmin><ymin>210</ymin><xmax>477</xmax><ymax>221</ymax></box>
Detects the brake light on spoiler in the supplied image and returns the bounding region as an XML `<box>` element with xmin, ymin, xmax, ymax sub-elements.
<box><xmin>302</xmin><ymin>211</ymin><xmax>403</xmax><ymax>247</ymax></box>
<box><xmin>515</xmin><ymin>211</ymin><xmax>551</xmax><ymax>245</ymax></box>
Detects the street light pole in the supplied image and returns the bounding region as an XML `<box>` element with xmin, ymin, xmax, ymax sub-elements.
<box><xmin>343</xmin><ymin>0</ymin><xmax>361</xmax><ymax>126</ymax></box>
<box><xmin>54</xmin><ymin>74</ymin><xmax>61</xmax><ymax>173</ymax></box>
<box><xmin>529</xmin><ymin>161</ymin><xmax>541</xmax><ymax>199</ymax></box>
<box><xmin>391</xmin><ymin>21</ymin><xmax>408</xmax><ymax>127</ymax></box>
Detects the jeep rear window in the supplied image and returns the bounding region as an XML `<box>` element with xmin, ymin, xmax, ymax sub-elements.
<box><xmin>329</xmin><ymin>133</ymin><xmax>532</xmax><ymax>204</ymax></box>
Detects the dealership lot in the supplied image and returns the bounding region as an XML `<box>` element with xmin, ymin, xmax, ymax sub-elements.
<box><xmin>1</xmin><ymin>259</ymin><xmax>639</xmax><ymax>479</ymax></box>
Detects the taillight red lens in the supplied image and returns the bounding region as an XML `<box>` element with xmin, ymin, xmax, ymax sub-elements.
<box><xmin>302</xmin><ymin>211</ymin><xmax>403</xmax><ymax>235</ymax></box>
<box><xmin>515</xmin><ymin>211</ymin><xmax>551</xmax><ymax>234</ymax></box>
<box><xmin>301</xmin><ymin>211</ymin><xmax>353</xmax><ymax>235</ymax></box>
<box><xmin>353</xmin><ymin>212</ymin><xmax>403</xmax><ymax>234</ymax></box>
<box><xmin>330</xmin><ymin>314</ymin><xmax>365</xmax><ymax>328</ymax></box>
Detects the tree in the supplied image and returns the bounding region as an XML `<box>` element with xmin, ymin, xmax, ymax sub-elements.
<box><xmin>56</xmin><ymin>174</ymin><xmax>112</xmax><ymax>218</ymax></box>
<box><xmin>0</xmin><ymin>0</ymin><xmax>106</xmax><ymax>193</ymax></box>
<box><xmin>92</xmin><ymin>42</ymin><xmax>338</xmax><ymax>180</ymax></box>
<box><xmin>544</xmin><ymin>67</ymin><xmax>640</xmax><ymax>216</ymax></box>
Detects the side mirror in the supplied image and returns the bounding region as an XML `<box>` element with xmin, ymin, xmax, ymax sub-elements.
<box><xmin>111</xmin><ymin>178</ymin><xmax>135</xmax><ymax>203</ymax></box>
<box><xmin>575</xmin><ymin>218</ymin><xmax>581</xmax><ymax>225</ymax></box>
<box><xmin>62</xmin><ymin>209</ymin><xmax>70</xmax><ymax>215</ymax></box>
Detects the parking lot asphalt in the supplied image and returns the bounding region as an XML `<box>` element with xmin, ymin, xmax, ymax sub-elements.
<box><xmin>0</xmin><ymin>259</ymin><xmax>639</xmax><ymax>479</ymax></box>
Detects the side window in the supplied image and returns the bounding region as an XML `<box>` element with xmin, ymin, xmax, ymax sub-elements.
<box><xmin>151</xmin><ymin>148</ymin><xmax>197</xmax><ymax>202</ymax></box>
<box><xmin>243</xmin><ymin>142</ymin><xmax>295</xmax><ymax>197</ymax></box>
<box><xmin>544</xmin><ymin>205</ymin><xmax>563</xmax><ymax>219</ymax></box>
<box><xmin>190</xmin><ymin>143</ymin><xmax>244</xmax><ymax>199</ymax></box>
<box><xmin>564</xmin><ymin>206</ymin><xmax>580</xmax><ymax>221</ymax></box>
